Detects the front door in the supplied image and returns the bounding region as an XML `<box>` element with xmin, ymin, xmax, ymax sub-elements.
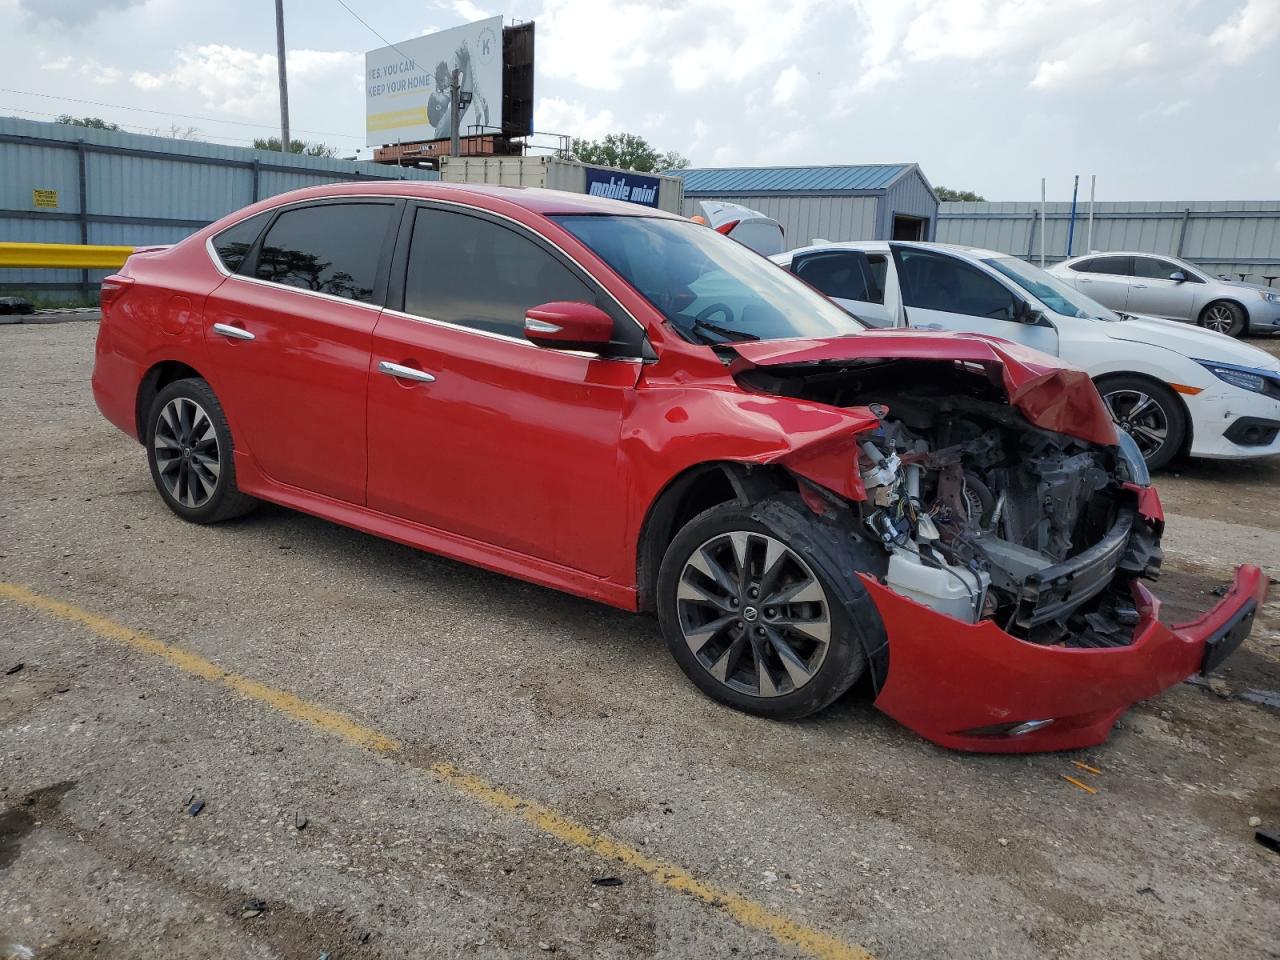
<box><xmin>1124</xmin><ymin>255</ymin><xmax>1198</xmax><ymax>321</ymax></box>
<box><xmin>366</xmin><ymin>204</ymin><xmax>644</xmax><ymax>578</ymax></box>
<box><xmin>889</xmin><ymin>244</ymin><xmax>1059</xmax><ymax>354</ymax></box>
<box><xmin>202</xmin><ymin>199</ymin><xmax>399</xmax><ymax>504</ymax></box>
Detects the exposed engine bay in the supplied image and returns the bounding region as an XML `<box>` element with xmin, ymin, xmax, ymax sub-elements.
<box><xmin>738</xmin><ymin>358</ymin><xmax>1163</xmax><ymax>647</ymax></box>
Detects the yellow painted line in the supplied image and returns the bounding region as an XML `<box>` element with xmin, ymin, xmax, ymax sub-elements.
<box><xmin>0</xmin><ymin>581</ymin><xmax>874</xmax><ymax>960</ymax></box>
<box><xmin>0</xmin><ymin>242</ymin><xmax>134</xmax><ymax>270</ymax></box>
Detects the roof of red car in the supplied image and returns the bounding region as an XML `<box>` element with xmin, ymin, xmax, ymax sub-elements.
<box><xmin>267</xmin><ymin>179</ymin><xmax>684</xmax><ymax>218</ymax></box>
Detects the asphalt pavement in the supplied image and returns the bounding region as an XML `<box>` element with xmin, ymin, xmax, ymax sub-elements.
<box><xmin>2</xmin><ymin>322</ymin><xmax>1278</xmax><ymax>960</ymax></box>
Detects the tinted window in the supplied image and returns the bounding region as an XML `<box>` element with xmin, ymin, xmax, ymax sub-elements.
<box><xmin>865</xmin><ymin>255</ymin><xmax>888</xmax><ymax>303</ymax></box>
<box><xmin>794</xmin><ymin>253</ymin><xmax>874</xmax><ymax>303</ymax></box>
<box><xmin>898</xmin><ymin>248</ymin><xmax>1018</xmax><ymax>319</ymax></box>
<box><xmin>1132</xmin><ymin>257</ymin><xmax>1182</xmax><ymax>280</ymax></box>
<box><xmin>1079</xmin><ymin>255</ymin><xmax>1132</xmax><ymax>276</ymax></box>
<box><xmin>405</xmin><ymin>208</ymin><xmax>603</xmax><ymax>340</ymax></box>
<box><xmin>212</xmin><ymin>211</ymin><xmax>270</xmax><ymax>274</ymax></box>
<box><xmin>255</xmin><ymin>202</ymin><xmax>393</xmax><ymax>302</ymax></box>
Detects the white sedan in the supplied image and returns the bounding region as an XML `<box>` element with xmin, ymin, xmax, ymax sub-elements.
<box><xmin>772</xmin><ymin>240</ymin><xmax>1280</xmax><ymax>470</ymax></box>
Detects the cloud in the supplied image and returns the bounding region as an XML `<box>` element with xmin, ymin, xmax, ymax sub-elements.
<box><xmin>80</xmin><ymin>62</ymin><xmax>122</xmax><ymax>85</ymax></box>
<box><xmin>18</xmin><ymin>0</ymin><xmax>141</xmax><ymax>27</ymax></box>
<box><xmin>130</xmin><ymin>44</ymin><xmax>360</xmax><ymax>117</ymax></box>
<box><xmin>535</xmin><ymin>96</ymin><xmax>617</xmax><ymax>140</ymax></box>
<box><xmin>773</xmin><ymin>65</ymin><xmax>808</xmax><ymax>105</ymax></box>
<box><xmin>39</xmin><ymin>54</ymin><xmax>71</xmax><ymax>70</ymax></box>
<box><xmin>1211</xmin><ymin>0</ymin><xmax>1280</xmax><ymax>62</ymax></box>
<box><xmin>450</xmin><ymin>0</ymin><xmax>490</xmax><ymax>21</ymax></box>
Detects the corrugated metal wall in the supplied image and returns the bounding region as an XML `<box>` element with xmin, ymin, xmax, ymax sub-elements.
<box><xmin>937</xmin><ymin>200</ymin><xmax>1280</xmax><ymax>284</ymax></box>
<box><xmin>879</xmin><ymin>169</ymin><xmax>938</xmax><ymax>240</ymax></box>
<box><xmin>1</xmin><ymin>116</ymin><xmax>438</xmax><ymax>299</ymax></box>
<box><xmin>681</xmin><ymin>195</ymin><xmax>879</xmax><ymax>246</ymax></box>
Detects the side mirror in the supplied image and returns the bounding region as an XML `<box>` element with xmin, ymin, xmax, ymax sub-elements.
<box><xmin>524</xmin><ymin>301</ymin><xmax>614</xmax><ymax>352</ymax></box>
<box><xmin>1013</xmin><ymin>299</ymin><xmax>1046</xmax><ymax>325</ymax></box>
<box><xmin>1169</xmin><ymin>271</ymin><xmax>1186</xmax><ymax>283</ymax></box>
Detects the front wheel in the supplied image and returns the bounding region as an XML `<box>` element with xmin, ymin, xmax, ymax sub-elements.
<box><xmin>1199</xmin><ymin>301</ymin><xmax>1246</xmax><ymax>337</ymax></box>
<box><xmin>1096</xmin><ymin>375</ymin><xmax>1187</xmax><ymax>472</ymax></box>
<box><xmin>656</xmin><ymin>495</ymin><xmax>881</xmax><ymax>720</ymax></box>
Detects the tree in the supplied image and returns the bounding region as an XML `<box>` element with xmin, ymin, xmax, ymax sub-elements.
<box><xmin>253</xmin><ymin>137</ymin><xmax>339</xmax><ymax>158</ymax></box>
<box><xmin>567</xmin><ymin>133</ymin><xmax>689</xmax><ymax>172</ymax></box>
<box><xmin>55</xmin><ymin>115</ymin><xmax>119</xmax><ymax>130</ymax></box>
<box><xmin>936</xmin><ymin>186</ymin><xmax>986</xmax><ymax>202</ymax></box>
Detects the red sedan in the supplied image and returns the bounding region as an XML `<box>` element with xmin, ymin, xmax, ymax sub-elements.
<box><xmin>91</xmin><ymin>182</ymin><xmax>1265</xmax><ymax>752</ymax></box>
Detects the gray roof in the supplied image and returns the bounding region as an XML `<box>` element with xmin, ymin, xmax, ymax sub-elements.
<box><xmin>669</xmin><ymin>163</ymin><xmax>922</xmax><ymax>195</ymax></box>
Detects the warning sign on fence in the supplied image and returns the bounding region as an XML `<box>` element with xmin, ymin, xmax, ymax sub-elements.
<box><xmin>32</xmin><ymin>189</ymin><xmax>59</xmax><ymax>208</ymax></box>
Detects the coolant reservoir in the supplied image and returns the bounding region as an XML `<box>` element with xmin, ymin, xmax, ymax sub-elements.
<box><xmin>886</xmin><ymin>549</ymin><xmax>990</xmax><ymax>624</ymax></box>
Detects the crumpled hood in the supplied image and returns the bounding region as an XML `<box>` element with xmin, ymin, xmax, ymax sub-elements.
<box><xmin>1106</xmin><ymin>316</ymin><xmax>1280</xmax><ymax>372</ymax></box>
<box><xmin>728</xmin><ymin>329</ymin><xmax>1119</xmax><ymax>447</ymax></box>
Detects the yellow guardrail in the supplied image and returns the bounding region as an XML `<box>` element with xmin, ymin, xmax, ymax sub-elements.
<box><xmin>0</xmin><ymin>242</ymin><xmax>135</xmax><ymax>270</ymax></box>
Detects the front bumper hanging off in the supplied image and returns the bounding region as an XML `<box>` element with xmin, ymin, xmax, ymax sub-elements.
<box><xmin>861</xmin><ymin>565</ymin><xmax>1267</xmax><ymax>754</ymax></box>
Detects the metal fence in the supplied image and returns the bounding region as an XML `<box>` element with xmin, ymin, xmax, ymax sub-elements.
<box><xmin>936</xmin><ymin>200</ymin><xmax>1280</xmax><ymax>285</ymax></box>
<box><xmin>0</xmin><ymin>116</ymin><xmax>439</xmax><ymax>300</ymax></box>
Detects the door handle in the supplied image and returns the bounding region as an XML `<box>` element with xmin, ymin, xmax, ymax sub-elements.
<box><xmin>378</xmin><ymin>360</ymin><xmax>436</xmax><ymax>383</ymax></box>
<box><xmin>1132</xmin><ymin>284</ymin><xmax>1148</xmax><ymax>289</ymax></box>
<box><xmin>212</xmin><ymin>322</ymin><xmax>255</xmax><ymax>341</ymax></box>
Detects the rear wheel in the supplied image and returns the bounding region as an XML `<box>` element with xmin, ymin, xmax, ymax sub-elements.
<box><xmin>145</xmin><ymin>378</ymin><xmax>257</xmax><ymax>524</ymax></box>
<box><xmin>656</xmin><ymin>495</ymin><xmax>881</xmax><ymax>720</ymax></box>
<box><xmin>1199</xmin><ymin>300</ymin><xmax>1246</xmax><ymax>337</ymax></box>
<box><xmin>1096</xmin><ymin>374</ymin><xmax>1187</xmax><ymax>472</ymax></box>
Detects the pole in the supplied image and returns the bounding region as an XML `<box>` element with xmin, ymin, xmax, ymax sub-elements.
<box><xmin>450</xmin><ymin>69</ymin><xmax>461</xmax><ymax>158</ymax></box>
<box><xmin>274</xmin><ymin>0</ymin><xmax>290</xmax><ymax>152</ymax></box>
<box><xmin>1039</xmin><ymin>178</ymin><xmax>1046</xmax><ymax>268</ymax></box>
<box><xmin>1066</xmin><ymin>175</ymin><xmax>1079</xmax><ymax>259</ymax></box>
<box><xmin>1086</xmin><ymin>174</ymin><xmax>1096</xmax><ymax>253</ymax></box>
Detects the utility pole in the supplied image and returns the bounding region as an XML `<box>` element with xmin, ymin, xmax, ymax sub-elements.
<box><xmin>1086</xmin><ymin>174</ymin><xmax>1096</xmax><ymax>253</ymax></box>
<box><xmin>1039</xmin><ymin>178</ymin><xmax>1046</xmax><ymax>267</ymax></box>
<box><xmin>274</xmin><ymin>0</ymin><xmax>290</xmax><ymax>153</ymax></box>
<box><xmin>1065</xmin><ymin>174</ymin><xmax>1079</xmax><ymax>259</ymax></box>
<box><xmin>450</xmin><ymin>69</ymin><xmax>461</xmax><ymax>158</ymax></box>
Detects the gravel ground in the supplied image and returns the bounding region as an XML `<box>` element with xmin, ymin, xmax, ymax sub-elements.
<box><xmin>1</xmin><ymin>322</ymin><xmax>1278</xmax><ymax>960</ymax></box>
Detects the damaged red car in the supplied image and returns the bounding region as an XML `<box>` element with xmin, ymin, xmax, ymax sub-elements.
<box><xmin>91</xmin><ymin>182</ymin><xmax>1267</xmax><ymax>752</ymax></box>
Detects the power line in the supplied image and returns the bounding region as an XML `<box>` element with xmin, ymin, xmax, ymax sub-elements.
<box><xmin>330</xmin><ymin>0</ymin><xmax>421</xmax><ymax>65</ymax></box>
<box><xmin>0</xmin><ymin>104</ymin><xmax>265</xmax><ymax>144</ymax></box>
<box><xmin>0</xmin><ymin>86</ymin><xmax>365</xmax><ymax>142</ymax></box>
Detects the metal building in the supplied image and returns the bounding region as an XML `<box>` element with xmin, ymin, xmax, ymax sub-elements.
<box><xmin>0</xmin><ymin>116</ymin><xmax>438</xmax><ymax>300</ymax></box>
<box><xmin>936</xmin><ymin>200</ymin><xmax>1280</xmax><ymax>285</ymax></box>
<box><xmin>671</xmin><ymin>164</ymin><xmax>938</xmax><ymax>246</ymax></box>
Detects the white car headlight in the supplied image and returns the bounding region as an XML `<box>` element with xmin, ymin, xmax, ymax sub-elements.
<box><xmin>1194</xmin><ymin>359</ymin><xmax>1270</xmax><ymax>394</ymax></box>
<box><xmin>1260</xmin><ymin>289</ymin><xmax>1280</xmax><ymax>304</ymax></box>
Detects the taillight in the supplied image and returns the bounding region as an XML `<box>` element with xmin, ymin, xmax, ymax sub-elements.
<box><xmin>99</xmin><ymin>274</ymin><xmax>134</xmax><ymax>311</ymax></box>
<box><xmin>715</xmin><ymin>219</ymin><xmax>741</xmax><ymax>235</ymax></box>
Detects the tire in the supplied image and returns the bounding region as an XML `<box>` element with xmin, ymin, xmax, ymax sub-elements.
<box><xmin>145</xmin><ymin>378</ymin><xmax>257</xmax><ymax>524</ymax></box>
<box><xmin>1095</xmin><ymin>374</ymin><xmax>1187</xmax><ymax>472</ymax></box>
<box><xmin>1198</xmin><ymin>300</ymin><xmax>1246</xmax><ymax>337</ymax></box>
<box><xmin>656</xmin><ymin>494</ymin><xmax>884</xmax><ymax>720</ymax></box>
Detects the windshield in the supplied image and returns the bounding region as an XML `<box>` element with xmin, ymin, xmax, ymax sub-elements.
<box><xmin>984</xmin><ymin>256</ymin><xmax>1119</xmax><ymax>321</ymax></box>
<box><xmin>553</xmin><ymin>215</ymin><xmax>864</xmax><ymax>344</ymax></box>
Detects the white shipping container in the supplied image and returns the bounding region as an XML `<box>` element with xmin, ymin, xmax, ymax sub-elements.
<box><xmin>439</xmin><ymin>156</ymin><xmax>685</xmax><ymax>214</ymax></box>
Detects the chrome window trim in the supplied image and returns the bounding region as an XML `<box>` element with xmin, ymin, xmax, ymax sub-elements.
<box><xmin>203</xmin><ymin>192</ymin><xmax>651</xmax><ymax>340</ymax></box>
<box><xmin>379</xmin><ymin>307</ymin><xmax>644</xmax><ymax>364</ymax></box>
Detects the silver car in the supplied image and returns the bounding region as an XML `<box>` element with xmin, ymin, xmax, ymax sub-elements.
<box><xmin>1049</xmin><ymin>251</ymin><xmax>1280</xmax><ymax>338</ymax></box>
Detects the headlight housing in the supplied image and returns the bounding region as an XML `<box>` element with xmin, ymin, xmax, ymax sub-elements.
<box><xmin>1260</xmin><ymin>290</ymin><xmax>1280</xmax><ymax>305</ymax></box>
<box><xmin>1194</xmin><ymin>359</ymin><xmax>1274</xmax><ymax>395</ymax></box>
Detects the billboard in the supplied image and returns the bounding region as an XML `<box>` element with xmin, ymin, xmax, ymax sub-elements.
<box><xmin>365</xmin><ymin>17</ymin><xmax>502</xmax><ymax>147</ymax></box>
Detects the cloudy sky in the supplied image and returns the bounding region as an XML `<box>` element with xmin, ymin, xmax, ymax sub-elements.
<box><xmin>1</xmin><ymin>0</ymin><xmax>1277</xmax><ymax>200</ymax></box>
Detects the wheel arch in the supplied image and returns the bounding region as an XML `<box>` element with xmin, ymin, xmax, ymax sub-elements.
<box><xmin>135</xmin><ymin>359</ymin><xmax>205</xmax><ymax>443</ymax></box>
<box><xmin>1092</xmin><ymin>369</ymin><xmax>1194</xmax><ymax>457</ymax></box>
<box><xmin>1199</xmin><ymin>297</ymin><xmax>1250</xmax><ymax>332</ymax></box>
<box><xmin>635</xmin><ymin>461</ymin><xmax>796</xmax><ymax>613</ymax></box>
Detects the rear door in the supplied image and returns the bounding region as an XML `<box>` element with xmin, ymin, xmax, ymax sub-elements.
<box><xmin>202</xmin><ymin>199</ymin><xmax>399</xmax><ymax>504</ymax></box>
<box><xmin>789</xmin><ymin>250</ymin><xmax>893</xmax><ymax>326</ymax></box>
<box><xmin>366</xmin><ymin>203</ymin><xmax>644</xmax><ymax>578</ymax></box>
<box><xmin>1124</xmin><ymin>255</ymin><xmax>1198</xmax><ymax>320</ymax></box>
<box><xmin>889</xmin><ymin>245</ymin><xmax>1058</xmax><ymax>354</ymax></box>
<box><xmin>1065</xmin><ymin>255</ymin><xmax>1133</xmax><ymax>311</ymax></box>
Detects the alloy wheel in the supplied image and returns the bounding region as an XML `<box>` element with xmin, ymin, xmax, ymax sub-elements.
<box><xmin>1202</xmin><ymin>304</ymin><xmax>1235</xmax><ymax>334</ymax></box>
<box><xmin>153</xmin><ymin>397</ymin><xmax>220</xmax><ymax>508</ymax></box>
<box><xmin>1102</xmin><ymin>388</ymin><xmax>1168</xmax><ymax>461</ymax></box>
<box><xmin>676</xmin><ymin>531</ymin><xmax>831</xmax><ymax>698</ymax></box>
